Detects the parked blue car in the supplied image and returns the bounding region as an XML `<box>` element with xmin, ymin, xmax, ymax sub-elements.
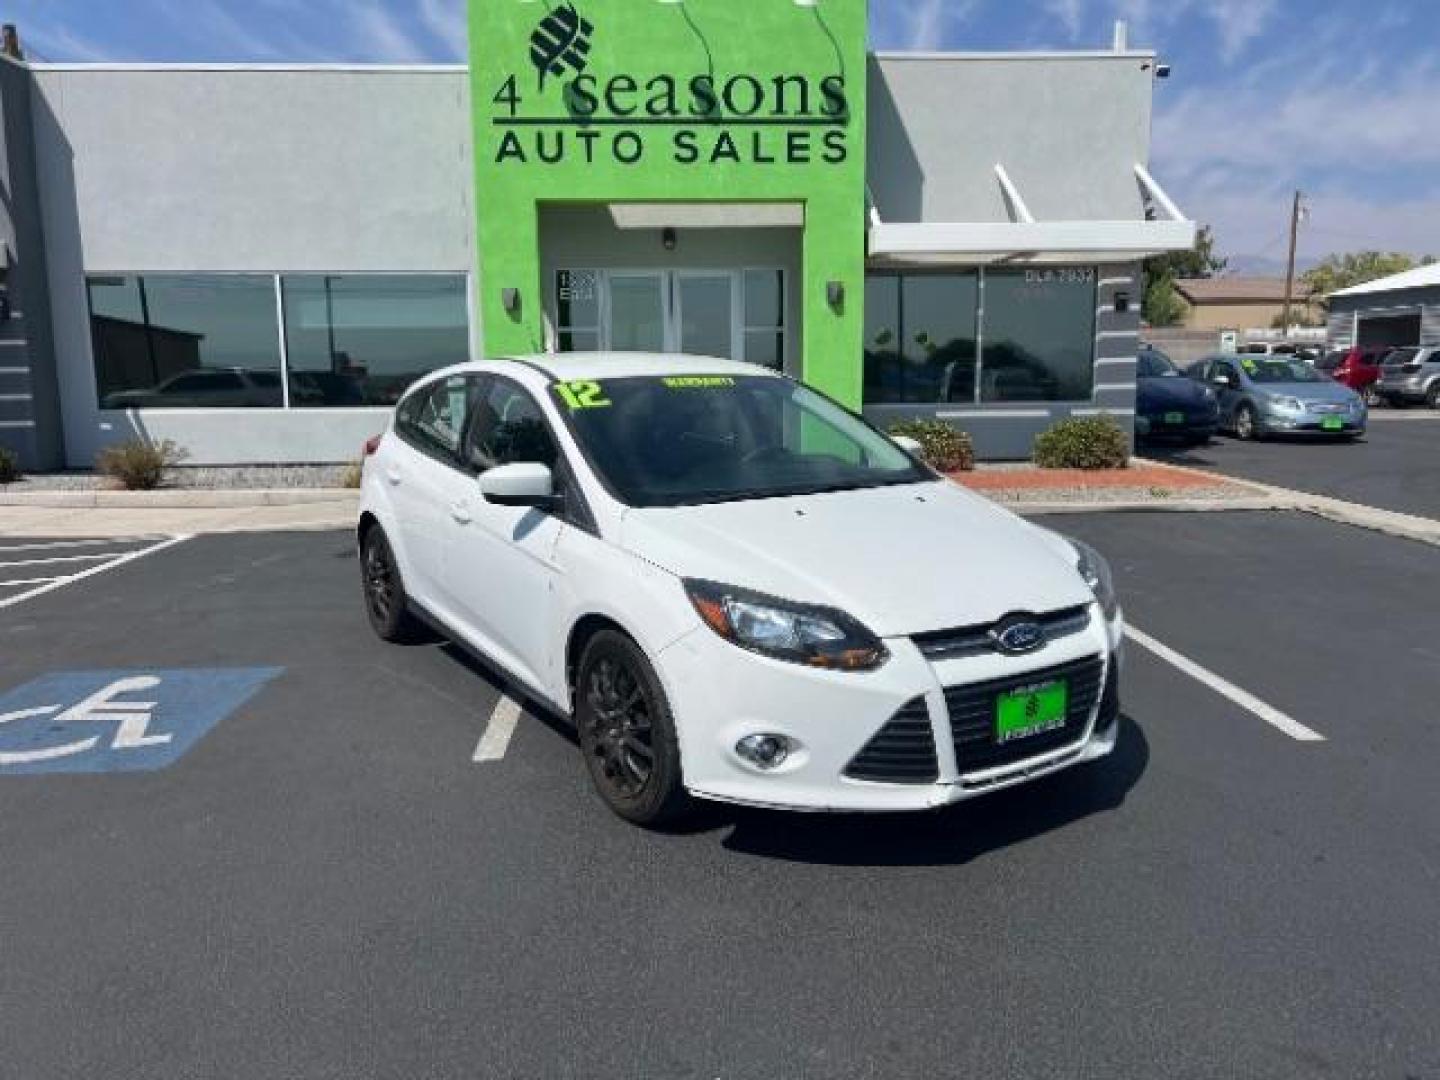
<box><xmin>1135</xmin><ymin>347</ymin><xmax>1219</xmax><ymax>444</ymax></box>
<box><xmin>1184</xmin><ymin>354</ymin><xmax>1366</xmax><ymax>440</ymax></box>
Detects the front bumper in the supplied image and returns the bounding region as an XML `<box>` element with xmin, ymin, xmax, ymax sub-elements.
<box><xmin>1137</xmin><ymin>411</ymin><xmax>1218</xmax><ymax>439</ymax></box>
<box><xmin>657</xmin><ymin>606</ymin><xmax>1123</xmax><ymax>812</ymax></box>
<box><xmin>1259</xmin><ymin>410</ymin><xmax>1364</xmax><ymax>435</ymax></box>
<box><xmin>1375</xmin><ymin>379</ymin><xmax>1429</xmax><ymax>402</ymax></box>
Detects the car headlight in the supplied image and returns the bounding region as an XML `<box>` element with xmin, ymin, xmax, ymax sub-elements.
<box><xmin>1067</xmin><ymin>539</ymin><xmax>1119</xmax><ymax>621</ymax></box>
<box><xmin>683</xmin><ymin>580</ymin><xmax>889</xmax><ymax>671</ymax></box>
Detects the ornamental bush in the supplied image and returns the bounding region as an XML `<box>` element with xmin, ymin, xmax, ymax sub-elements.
<box><xmin>1032</xmin><ymin>415</ymin><xmax>1130</xmax><ymax>470</ymax></box>
<box><xmin>0</xmin><ymin>446</ymin><xmax>19</xmax><ymax>484</ymax></box>
<box><xmin>888</xmin><ymin>419</ymin><xmax>975</xmax><ymax>473</ymax></box>
<box><xmin>96</xmin><ymin>438</ymin><xmax>189</xmax><ymax>491</ymax></box>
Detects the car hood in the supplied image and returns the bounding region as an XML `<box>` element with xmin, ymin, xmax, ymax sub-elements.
<box><xmin>1138</xmin><ymin>376</ymin><xmax>1212</xmax><ymax>409</ymax></box>
<box><xmin>620</xmin><ymin>482</ymin><xmax>1093</xmax><ymax>637</ymax></box>
<box><xmin>1260</xmin><ymin>381</ymin><xmax>1357</xmax><ymax>403</ymax></box>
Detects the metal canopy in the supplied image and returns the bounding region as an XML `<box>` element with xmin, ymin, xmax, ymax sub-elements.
<box><xmin>867</xmin><ymin>164</ymin><xmax>1197</xmax><ymax>266</ymax></box>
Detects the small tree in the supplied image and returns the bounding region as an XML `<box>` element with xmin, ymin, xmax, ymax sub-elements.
<box><xmin>1302</xmin><ymin>252</ymin><xmax>1425</xmax><ymax>299</ymax></box>
<box><xmin>1143</xmin><ymin>225</ymin><xmax>1225</xmax><ymax>327</ymax></box>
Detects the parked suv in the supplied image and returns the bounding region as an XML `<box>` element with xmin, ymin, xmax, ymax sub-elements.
<box><xmin>1316</xmin><ymin>345</ymin><xmax>1392</xmax><ymax>405</ymax></box>
<box><xmin>1374</xmin><ymin>347</ymin><xmax>1440</xmax><ymax>409</ymax></box>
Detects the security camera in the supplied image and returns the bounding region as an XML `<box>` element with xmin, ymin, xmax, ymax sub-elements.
<box><xmin>1155</xmin><ymin>63</ymin><xmax>1172</xmax><ymax>79</ymax></box>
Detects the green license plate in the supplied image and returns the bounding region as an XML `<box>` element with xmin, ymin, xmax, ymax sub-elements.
<box><xmin>1164</xmin><ymin>412</ymin><xmax>1185</xmax><ymax>425</ymax></box>
<box><xmin>1321</xmin><ymin>416</ymin><xmax>1344</xmax><ymax>431</ymax></box>
<box><xmin>996</xmin><ymin>680</ymin><xmax>1068</xmax><ymax>744</ymax></box>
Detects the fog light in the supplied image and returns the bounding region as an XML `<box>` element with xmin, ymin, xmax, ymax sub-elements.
<box><xmin>735</xmin><ymin>735</ymin><xmax>791</xmax><ymax>770</ymax></box>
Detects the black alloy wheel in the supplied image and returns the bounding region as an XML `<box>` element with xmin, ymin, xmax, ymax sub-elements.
<box><xmin>575</xmin><ymin>629</ymin><xmax>688</xmax><ymax>826</ymax></box>
<box><xmin>360</xmin><ymin>526</ymin><xmax>424</xmax><ymax>643</ymax></box>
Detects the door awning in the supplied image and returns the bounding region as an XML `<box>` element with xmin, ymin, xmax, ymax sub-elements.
<box><xmin>867</xmin><ymin>164</ymin><xmax>1197</xmax><ymax>266</ymax></box>
<box><xmin>608</xmin><ymin>203</ymin><xmax>804</xmax><ymax>230</ymax></box>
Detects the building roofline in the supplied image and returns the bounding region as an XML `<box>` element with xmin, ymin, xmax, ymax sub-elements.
<box><xmin>871</xmin><ymin>49</ymin><xmax>1157</xmax><ymax>62</ymax></box>
<box><xmin>27</xmin><ymin>61</ymin><xmax>468</xmax><ymax>74</ymax></box>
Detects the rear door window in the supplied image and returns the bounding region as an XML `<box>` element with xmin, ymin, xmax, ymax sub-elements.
<box><xmin>396</xmin><ymin>375</ymin><xmax>475</xmax><ymax>465</ymax></box>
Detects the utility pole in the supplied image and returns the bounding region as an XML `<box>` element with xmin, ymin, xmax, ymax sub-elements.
<box><xmin>1282</xmin><ymin>189</ymin><xmax>1303</xmax><ymax>336</ymax></box>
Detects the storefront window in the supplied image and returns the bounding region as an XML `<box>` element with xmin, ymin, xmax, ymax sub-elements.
<box><xmin>555</xmin><ymin>270</ymin><xmax>601</xmax><ymax>352</ymax></box>
<box><xmin>980</xmin><ymin>269</ymin><xmax>1097</xmax><ymax>402</ymax></box>
<box><xmin>89</xmin><ymin>275</ymin><xmax>283</xmax><ymax>409</ymax></box>
<box><xmin>863</xmin><ymin>273</ymin><xmax>978</xmax><ymax>404</ymax></box>
<box><xmin>863</xmin><ymin>268</ymin><xmax>1097</xmax><ymax>405</ymax></box>
<box><xmin>281</xmin><ymin>275</ymin><xmax>469</xmax><ymax>407</ymax></box>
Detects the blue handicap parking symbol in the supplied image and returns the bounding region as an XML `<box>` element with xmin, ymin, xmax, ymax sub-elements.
<box><xmin>0</xmin><ymin>668</ymin><xmax>282</xmax><ymax>775</ymax></box>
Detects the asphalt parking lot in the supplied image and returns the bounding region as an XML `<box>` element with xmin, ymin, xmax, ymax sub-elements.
<box><xmin>2</xmin><ymin>516</ymin><xmax>1439</xmax><ymax>1078</ymax></box>
<box><xmin>1147</xmin><ymin>411</ymin><xmax>1440</xmax><ymax>519</ymax></box>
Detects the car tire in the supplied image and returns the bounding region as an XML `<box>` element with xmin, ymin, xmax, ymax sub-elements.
<box><xmin>1234</xmin><ymin>404</ymin><xmax>1260</xmax><ymax>441</ymax></box>
<box><xmin>575</xmin><ymin>628</ymin><xmax>689</xmax><ymax>828</ymax></box>
<box><xmin>1428</xmin><ymin>384</ymin><xmax>1440</xmax><ymax>410</ymax></box>
<box><xmin>1363</xmin><ymin>386</ymin><xmax>1381</xmax><ymax>407</ymax></box>
<box><xmin>359</xmin><ymin>525</ymin><xmax>426</xmax><ymax>644</ymax></box>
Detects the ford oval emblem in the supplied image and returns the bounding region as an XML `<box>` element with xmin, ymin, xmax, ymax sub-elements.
<box><xmin>991</xmin><ymin>616</ymin><xmax>1046</xmax><ymax>656</ymax></box>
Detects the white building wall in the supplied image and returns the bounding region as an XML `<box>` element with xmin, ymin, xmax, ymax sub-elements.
<box><xmin>30</xmin><ymin>66</ymin><xmax>477</xmax><ymax>466</ymax></box>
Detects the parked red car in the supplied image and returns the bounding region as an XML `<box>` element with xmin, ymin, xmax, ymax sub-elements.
<box><xmin>1316</xmin><ymin>346</ymin><xmax>1393</xmax><ymax>405</ymax></box>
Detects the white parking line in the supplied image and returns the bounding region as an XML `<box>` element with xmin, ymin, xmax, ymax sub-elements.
<box><xmin>1125</xmin><ymin>624</ymin><xmax>1326</xmax><ymax>743</ymax></box>
<box><xmin>0</xmin><ymin>535</ymin><xmax>192</xmax><ymax>611</ymax></box>
<box><xmin>0</xmin><ymin>552</ymin><xmax>129</xmax><ymax>568</ymax></box>
<box><xmin>0</xmin><ymin>538</ymin><xmax>163</xmax><ymax>554</ymax></box>
<box><xmin>473</xmin><ymin>694</ymin><xmax>524</xmax><ymax>763</ymax></box>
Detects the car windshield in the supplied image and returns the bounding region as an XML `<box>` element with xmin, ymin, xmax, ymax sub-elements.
<box><xmin>1384</xmin><ymin>348</ymin><xmax>1419</xmax><ymax>366</ymax></box>
<box><xmin>1138</xmin><ymin>351</ymin><xmax>1179</xmax><ymax>377</ymax></box>
<box><xmin>553</xmin><ymin>374</ymin><xmax>929</xmax><ymax>508</ymax></box>
<box><xmin>1242</xmin><ymin>357</ymin><xmax>1325</xmax><ymax>384</ymax></box>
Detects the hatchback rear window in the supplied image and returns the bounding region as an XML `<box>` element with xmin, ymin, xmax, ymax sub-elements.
<box><xmin>1315</xmin><ymin>352</ymin><xmax>1343</xmax><ymax>371</ymax></box>
<box><xmin>1384</xmin><ymin>348</ymin><xmax>1420</xmax><ymax>366</ymax></box>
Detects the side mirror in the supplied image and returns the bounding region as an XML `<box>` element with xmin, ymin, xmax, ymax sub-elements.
<box><xmin>892</xmin><ymin>434</ymin><xmax>924</xmax><ymax>457</ymax></box>
<box><xmin>478</xmin><ymin>463</ymin><xmax>560</xmax><ymax>511</ymax></box>
<box><xmin>1213</xmin><ymin>374</ymin><xmax>1235</xmax><ymax>389</ymax></box>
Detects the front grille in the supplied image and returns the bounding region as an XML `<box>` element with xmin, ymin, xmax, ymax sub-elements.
<box><xmin>1306</xmin><ymin>402</ymin><xmax>1347</xmax><ymax>414</ymax></box>
<box><xmin>844</xmin><ymin>698</ymin><xmax>939</xmax><ymax>784</ymax></box>
<box><xmin>946</xmin><ymin>655</ymin><xmax>1105</xmax><ymax>775</ymax></box>
<box><xmin>912</xmin><ymin>605</ymin><xmax>1091</xmax><ymax>662</ymax></box>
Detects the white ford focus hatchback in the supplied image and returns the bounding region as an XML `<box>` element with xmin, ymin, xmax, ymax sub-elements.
<box><xmin>358</xmin><ymin>354</ymin><xmax>1123</xmax><ymax>826</ymax></box>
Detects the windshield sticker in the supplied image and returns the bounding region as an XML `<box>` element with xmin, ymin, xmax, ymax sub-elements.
<box><xmin>1241</xmin><ymin>359</ymin><xmax>1258</xmax><ymax>374</ymax></box>
<box><xmin>663</xmin><ymin>376</ymin><xmax>737</xmax><ymax>390</ymax></box>
<box><xmin>553</xmin><ymin>381</ymin><xmax>611</xmax><ymax>411</ymax></box>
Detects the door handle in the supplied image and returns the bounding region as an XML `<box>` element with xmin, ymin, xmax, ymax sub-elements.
<box><xmin>449</xmin><ymin>502</ymin><xmax>473</xmax><ymax>525</ymax></box>
<box><xmin>385</xmin><ymin>466</ymin><xmax>402</xmax><ymax>486</ymax></box>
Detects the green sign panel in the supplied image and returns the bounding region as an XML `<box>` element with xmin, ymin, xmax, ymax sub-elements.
<box><xmin>469</xmin><ymin>0</ymin><xmax>869</xmax><ymax>406</ymax></box>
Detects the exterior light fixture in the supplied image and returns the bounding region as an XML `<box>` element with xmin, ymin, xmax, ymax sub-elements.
<box><xmin>501</xmin><ymin>287</ymin><xmax>520</xmax><ymax>313</ymax></box>
<box><xmin>662</xmin><ymin>227</ymin><xmax>678</xmax><ymax>252</ymax></box>
<box><xmin>827</xmin><ymin>280</ymin><xmax>845</xmax><ymax>308</ymax></box>
<box><xmin>1114</xmin><ymin>291</ymin><xmax>1131</xmax><ymax>314</ymax></box>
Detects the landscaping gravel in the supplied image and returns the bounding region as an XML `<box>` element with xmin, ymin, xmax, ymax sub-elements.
<box><xmin>2</xmin><ymin>465</ymin><xmax>356</xmax><ymax>492</ymax></box>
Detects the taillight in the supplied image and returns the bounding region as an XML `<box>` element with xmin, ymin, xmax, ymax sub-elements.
<box><xmin>363</xmin><ymin>434</ymin><xmax>383</xmax><ymax>457</ymax></box>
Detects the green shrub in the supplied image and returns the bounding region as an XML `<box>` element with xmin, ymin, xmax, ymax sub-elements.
<box><xmin>96</xmin><ymin>438</ymin><xmax>189</xmax><ymax>491</ymax></box>
<box><xmin>1033</xmin><ymin>415</ymin><xmax>1130</xmax><ymax>470</ymax></box>
<box><xmin>0</xmin><ymin>446</ymin><xmax>20</xmax><ymax>484</ymax></box>
<box><xmin>888</xmin><ymin>419</ymin><xmax>975</xmax><ymax>473</ymax></box>
<box><xmin>339</xmin><ymin>459</ymin><xmax>365</xmax><ymax>490</ymax></box>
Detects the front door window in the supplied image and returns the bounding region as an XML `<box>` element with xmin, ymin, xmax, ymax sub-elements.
<box><xmin>552</xmin><ymin>268</ymin><xmax>784</xmax><ymax>370</ymax></box>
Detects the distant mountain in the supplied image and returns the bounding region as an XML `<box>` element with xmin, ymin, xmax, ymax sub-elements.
<box><xmin>1223</xmin><ymin>254</ymin><xmax>1323</xmax><ymax>276</ymax></box>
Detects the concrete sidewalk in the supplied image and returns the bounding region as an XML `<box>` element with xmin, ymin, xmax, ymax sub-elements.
<box><xmin>0</xmin><ymin>493</ymin><xmax>359</xmax><ymax>537</ymax></box>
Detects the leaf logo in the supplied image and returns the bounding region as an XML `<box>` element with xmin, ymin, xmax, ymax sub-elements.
<box><xmin>530</xmin><ymin>4</ymin><xmax>595</xmax><ymax>91</ymax></box>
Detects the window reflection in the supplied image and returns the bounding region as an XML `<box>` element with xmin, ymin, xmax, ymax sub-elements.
<box><xmin>864</xmin><ymin>274</ymin><xmax>978</xmax><ymax>403</ymax></box>
<box><xmin>90</xmin><ymin>275</ymin><xmax>283</xmax><ymax>409</ymax></box>
<box><xmin>981</xmin><ymin>270</ymin><xmax>1096</xmax><ymax>402</ymax></box>
<box><xmin>282</xmin><ymin>275</ymin><xmax>469</xmax><ymax>407</ymax></box>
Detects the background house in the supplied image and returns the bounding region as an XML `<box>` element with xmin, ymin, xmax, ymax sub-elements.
<box><xmin>1173</xmin><ymin>276</ymin><xmax>1319</xmax><ymax>331</ymax></box>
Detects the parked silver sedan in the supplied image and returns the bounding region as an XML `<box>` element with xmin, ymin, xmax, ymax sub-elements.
<box><xmin>1184</xmin><ymin>354</ymin><xmax>1367</xmax><ymax>440</ymax></box>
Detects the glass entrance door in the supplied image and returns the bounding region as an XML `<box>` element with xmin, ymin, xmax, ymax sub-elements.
<box><xmin>552</xmin><ymin>268</ymin><xmax>784</xmax><ymax>369</ymax></box>
<box><xmin>606</xmin><ymin>273</ymin><xmax>666</xmax><ymax>353</ymax></box>
<box><xmin>674</xmin><ymin>273</ymin><xmax>735</xmax><ymax>360</ymax></box>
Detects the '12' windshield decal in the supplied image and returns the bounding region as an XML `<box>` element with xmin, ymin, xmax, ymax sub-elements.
<box><xmin>554</xmin><ymin>381</ymin><xmax>611</xmax><ymax>410</ymax></box>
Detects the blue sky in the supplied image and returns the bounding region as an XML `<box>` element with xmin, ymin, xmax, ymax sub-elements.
<box><xmin>6</xmin><ymin>0</ymin><xmax>1439</xmax><ymax>269</ymax></box>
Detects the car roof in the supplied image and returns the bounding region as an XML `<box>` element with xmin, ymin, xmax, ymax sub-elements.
<box><xmin>453</xmin><ymin>352</ymin><xmax>782</xmax><ymax>384</ymax></box>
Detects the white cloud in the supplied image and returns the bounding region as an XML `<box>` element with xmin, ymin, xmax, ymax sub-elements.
<box><xmin>1043</xmin><ymin>0</ymin><xmax>1085</xmax><ymax>41</ymax></box>
<box><xmin>416</xmin><ymin>0</ymin><xmax>467</xmax><ymax>61</ymax></box>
